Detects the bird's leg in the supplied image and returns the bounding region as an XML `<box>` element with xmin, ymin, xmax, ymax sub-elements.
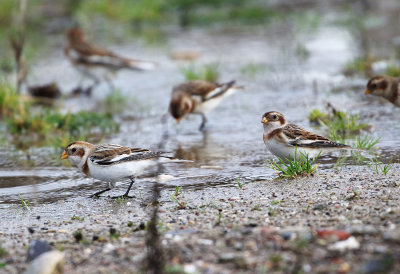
<box><xmin>89</xmin><ymin>187</ymin><xmax>111</xmax><ymax>198</ymax></box>
<box><xmin>86</xmin><ymin>79</ymin><xmax>99</xmax><ymax>96</ymax></box>
<box><xmin>112</xmin><ymin>176</ymin><xmax>135</xmax><ymax>199</ymax></box>
<box><xmin>199</xmin><ymin>113</ymin><xmax>208</xmax><ymax>131</ymax></box>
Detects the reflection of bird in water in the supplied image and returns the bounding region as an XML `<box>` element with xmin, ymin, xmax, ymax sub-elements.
<box><xmin>169</xmin><ymin>80</ymin><xmax>244</xmax><ymax>131</ymax></box>
<box><xmin>365</xmin><ymin>75</ymin><xmax>400</xmax><ymax>106</ymax></box>
<box><xmin>173</xmin><ymin>132</ymin><xmax>226</xmax><ymax>168</ymax></box>
<box><xmin>64</xmin><ymin>27</ymin><xmax>156</xmax><ymax>95</ymax></box>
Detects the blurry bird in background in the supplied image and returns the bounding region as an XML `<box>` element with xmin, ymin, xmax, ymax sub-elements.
<box><xmin>64</xmin><ymin>27</ymin><xmax>157</xmax><ymax>95</ymax></box>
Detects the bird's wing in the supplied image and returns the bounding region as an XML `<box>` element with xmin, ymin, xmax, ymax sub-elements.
<box><xmin>90</xmin><ymin>144</ymin><xmax>162</xmax><ymax>165</ymax></box>
<box><xmin>283</xmin><ymin>124</ymin><xmax>349</xmax><ymax>148</ymax></box>
<box><xmin>174</xmin><ymin>80</ymin><xmax>237</xmax><ymax>102</ymax></box>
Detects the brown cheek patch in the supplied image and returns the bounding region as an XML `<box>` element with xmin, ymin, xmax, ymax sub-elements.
<box><xmin>76</xmin><ymin>148</ymin><xmax>85</xmax><ymax>158</ymax></box>
<box><xmin>278</xmin><ymin>116</ymin><xmax>285</xmax><ymax>125</ymax></box>
<box><xmin>380</xmin><ymin>81</ymin><xmax>388</xmax><ymax>90</ymax></box>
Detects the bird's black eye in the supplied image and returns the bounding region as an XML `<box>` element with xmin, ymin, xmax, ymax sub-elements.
<box><xmin>371</xmin><ymin>84</ymin><xmax>377</xmax><ymax>89</ymax></box>
<box><xmin>272</xmin><ymin>115</ymin><xmax>277</xmax><ymax>120</ymax></box>
<box><xmin>71</xmin><ymin>148</ymin><xmax>77</xmax><ymax>153</ymax></box>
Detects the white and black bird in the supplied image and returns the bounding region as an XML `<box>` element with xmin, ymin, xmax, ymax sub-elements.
<box><xmin>169</xmin><ymin>80</ymin><xmax>243</xmax><ymax>131</ymax></box>
<box><xmin>61</xmin><ymin>141</ymin><xmax>190</xmax><ymax>198</ymax></box>
<box><xmin>262</xmin><ymin>111</ymin><xmax>352</xmax><ymax>161</ymax></box>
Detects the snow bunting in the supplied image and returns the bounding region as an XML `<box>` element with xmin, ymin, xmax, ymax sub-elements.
<box><xmin>61</xmin><ymin>141</ymin><xmax>189</xmax><ymax>198</ymax></box>
<box><xmin>65</xmin><ymin>27</ymin><xmax>156</xmax><ymax>93</ymax></box>
<box><xmin>365</xmin><ymin>75</ymin><xmax>399</xmax><ymax>106</ymax></box>
<box><xmin>262</xmin><ymin>111</ymin><xmax>351</xmax><ymax>161</ymax></box>
<box><xmin>169</xmin><ymin>80</ymin><xmax>243</xmax><ymax>130</ymax></box>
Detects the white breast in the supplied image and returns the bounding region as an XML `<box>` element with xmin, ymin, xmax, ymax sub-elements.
<box><xmin>265</xmin><ymin>138</ymin><xmax>321</xmax><ymax>161</ymax></box>
<box><xmin>88</xmin><ymin>159</ymin><xmax>155</xmax><ymax>182</ymax></box>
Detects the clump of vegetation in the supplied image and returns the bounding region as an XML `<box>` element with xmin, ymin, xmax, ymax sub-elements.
<box><xmin>322</xmin><ymin>111</ymin><xmax>369</xmax><ymax>141</ymax></box>
<box><xmin>18</xmin><ymin>193</ymin><xmax>30</xmax><ymax>211</ymax></box>
<box><xmin>309</xmin><ymin>108</ymin><xmax>369</xmax><ymax>142</ymax></box>
<box><xmin>355</xmin><ymin>135</ymin><xmax>380</xmax><ymax>150</ymax></box>
<box><xmin>170</xmin><ymin>186</ymin><xmax>186</xmax><ymax>209</ymax></box>
<box><xmin>369</xmin><ymin>158</ymin><xmax>393</xmax><ymax>176</ymax></box>
<box><xmin>240</xmin><ymin>63</ymin><xmax>268</xmax><ymax>78</ymax></box>
<box><xmin>236</xmin><ymin>178</ymin><xmax>248</xmax><ymax>190</ymax></box>
<box><xmin>267</xmin><ymin>150</ymin><xmax>320</xmax><ymax>178</ymax></box>
<box><xmin>309</xmin><ymin>109</ymin><xmax>329</xmax><ymax>124</ymax></box>
<box><xmin>385</xmin><ymin>64</ymin><xmax>400</xmax><ymax>77</ymax></box>
<box><xmin>0</xmin><ymin>83</ymin><xmax>119</xmax><ymax>149</ymax></box>
<box><xmin>180</xmin><ymin>63</ymin><xmax>220</xmax><ymax>82</ymax></box>
<box><xmin>343</xmin><ymin>56</ymin><xmax>378</xmax><ymax>77</ymax></box>
<box><xmin>71</xmin><ymin>215</ymin><xmax>85</xmax><ymax>221</ymax></box>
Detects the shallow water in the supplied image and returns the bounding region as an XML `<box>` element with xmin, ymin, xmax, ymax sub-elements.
<box><xmin>1</xmin><ymin>3</ymin><xmax>400</xmax><ymax>207</ymax></box>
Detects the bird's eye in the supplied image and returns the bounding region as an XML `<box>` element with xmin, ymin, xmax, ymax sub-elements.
<box><xmin>71</xmin><ymin>148</ymin><xmax>77</xmax><ymax>153</ymax></box>
<box><xmin>371</xmin><ymin>84</ymin><xmax>377</xmax><ymax>89</ymax></box>
<box><xmin>272</xmin><ymin>115</ymin><xmax>277</xmax><ymax>120</ymax></box>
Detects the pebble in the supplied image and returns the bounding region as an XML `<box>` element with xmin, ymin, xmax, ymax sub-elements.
<box><xmin>383</xmin><ymin>230</ymin><xmax>400</xmax><ymax>243</ymax></box>
<box><xmin>328</xmin><ymin>236</ymin><xmax>360</xmax><ymax>251</ymax></box>
<box><xmin>27</xmin><ymin>240</ymin><xmax>52</xmax><ymax>262</ymax></box>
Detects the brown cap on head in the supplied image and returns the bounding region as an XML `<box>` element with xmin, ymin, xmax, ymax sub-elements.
<box><xmin>261</xmin><ymin>111</ymin><xmax>286</xmax><ymax>125</ymax></box>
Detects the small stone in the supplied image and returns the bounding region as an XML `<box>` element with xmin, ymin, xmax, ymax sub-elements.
<box><xmin>27</xmin><ymin>240</ymin><xmax>52</xmax><ymax>262</ymax></box>
<box><xmin>328</xmin><ymin>236</ymin><xmax>360</xmax><ymax>251</ymax></box>
<box><xmin>383</xmin><ymin>230</ymin><xmax>400</xmax><ymax>243</ymax></box>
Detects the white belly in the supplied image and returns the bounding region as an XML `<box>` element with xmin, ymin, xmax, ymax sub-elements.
<box><xmin>265</xmin><ymin>138</ymin><xmax>321</xmax><ymax>161</ymax></box>
<box><xmin>88</xmin><ymin>160</ymin><xmax>155</xmax><ymax>182</ymax></box>
<box><xmin>194</xmin><ymin>88</ymin><xmax>237</xmax><ymax>114</ymax></box>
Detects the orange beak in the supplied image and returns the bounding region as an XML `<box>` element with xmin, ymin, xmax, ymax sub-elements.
<box><xmin>365</xmin><ymin>89</ymin><xmax>371</xmax><ymax>94</ymax></box>
<box><xmin>61</xmin><ymin>151</ymin><xmax>68</xmax><ymax>159</ymax></box>
<box><xmin>262</xmin><ymin>117</ymin><xmax>268</xmax><ymax>124</ymax></box>
<box><xmin>176</xmin><ymin>118</ymin><xmax>182</xmax><ymax>124</ymax></box>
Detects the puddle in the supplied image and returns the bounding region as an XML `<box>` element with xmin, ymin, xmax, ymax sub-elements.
<box><xmin>1</xmin><ymin>3</ymin><xmax>400</xmax><ymax>206</ymax></box>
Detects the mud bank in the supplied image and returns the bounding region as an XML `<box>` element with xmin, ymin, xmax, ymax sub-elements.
<box><xmin>0</xmin><ymin>164</ymin><xmax>399</xmax><ymax>273</ymax></box>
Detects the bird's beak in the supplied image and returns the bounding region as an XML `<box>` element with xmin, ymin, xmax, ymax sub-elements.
<box><xmin>176</xmin><ymin>118</ymin><xmax>182</xmax><ymax>124</ymax></box>
<box><xmin>262</xmin><ymin>117</ymin><xmax>268</xmax><ymax>124</ymax></box>
<box><xmin>61</xmin><ymin>151</ymin><xmax>69</xmax><ymax>159</ymax></box>
<box><xmin>365</xmin><ymin>89</ymin><xmax>371</xmax><ymax>94</ymax></box>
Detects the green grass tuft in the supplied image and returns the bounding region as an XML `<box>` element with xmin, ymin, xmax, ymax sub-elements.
<box><xmin>18</xmin><ymin>193</ymin><xmax>30</xmax><ymax>211</ymax></box>
<box><xmin>267</xmin><ymin>149</ymin><xmax>320</xmax><ymax>178</ymax></box>
<box><xmin>355</xmin><ymin>135</ymin><xmax>380</xmax><ymax>150</ymax></box>
<box><xmin>369</xmin><ymin>158</ymin><xmax>393</xmax><ymax>176</ymax></box>
<box><xmin>180</xmin><ymin>63</ymin><xmax>220</xmax><ymax>82</ymax></box>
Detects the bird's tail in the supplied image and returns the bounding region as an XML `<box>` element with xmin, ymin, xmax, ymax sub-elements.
<box><xmin>159</xmin><ymin>156</ymin><xmax>193</xmax><ymax>163</ymax></box>
<box><xmin>224</xmin><ymin>80</ymin><xmax>245</xmax><ymax>90</ymax></box>
<box><xmin>120</xmin><ymin>57</ymin><xmax>157</xmax><ymax>71</ymax></box>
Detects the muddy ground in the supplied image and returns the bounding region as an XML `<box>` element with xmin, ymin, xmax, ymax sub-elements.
<box><xmin>1</xmin><ymin>165</ymin><xmax>400</xmax><ymax>273</ymax></box>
